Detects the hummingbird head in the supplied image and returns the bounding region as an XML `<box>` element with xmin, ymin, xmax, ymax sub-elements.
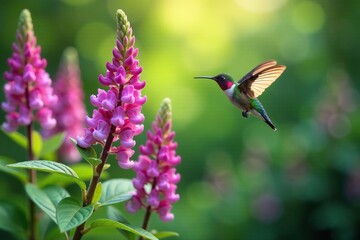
<box><xmin>195</xmin><ymin>73</ymin><xmax>235</xmax><ymax>91</ymax></box>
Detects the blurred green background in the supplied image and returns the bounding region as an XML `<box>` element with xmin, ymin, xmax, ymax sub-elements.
<box><xmin>1</xmin><ymin>0</ymin><xmax>360</xmax><ymax>239</ymax></box>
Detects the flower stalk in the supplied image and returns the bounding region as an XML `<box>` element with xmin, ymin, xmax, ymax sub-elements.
<box><xmin>127</xmin><ymin>98</ymin><xmax>181</xmax><ymax>238</ymax></box>
<box><xmin>2</xmin><ymin>9</ymin><xmax>58</xmax><ymax>240</ymax></box>
<box><xmin>73</xmin><ymin>9</ymin><xmax>146</xmax><ymax>240</ymax></box>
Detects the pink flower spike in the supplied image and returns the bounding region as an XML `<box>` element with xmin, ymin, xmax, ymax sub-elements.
<box><xmin>1</xmin><ymin>9</ymin><xmax>57</xmax><ymax>133</ymax></box>
<box><xmin>127</xmin><ymin>98</ymin><xmax>180</xmax><ymax>221</ymax></box>
<box><xmin>43</xmin><ymin>47</ymin><xmax>86</xmax><ymax>162</ymax></box>
<box><xmin>76</xmin><ymin>9</ymin><xmax>146</xmax><ymax>170</ymax></box>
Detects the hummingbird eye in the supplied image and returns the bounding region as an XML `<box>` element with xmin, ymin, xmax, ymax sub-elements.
<box><xmin>218</xmin><ymin>75</ymin><xmax>226</xmax><ymax>81</ymax></box>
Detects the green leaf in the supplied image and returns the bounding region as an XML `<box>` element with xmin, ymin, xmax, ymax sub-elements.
<box><xmin>70</xmin><ymin>138</ymin><xmax>98</xmax><ymax>162</ymax></box>
<box><xmin>87</xmin><ymin>157</ymin><xmax>102</xmax><ymax>167</ymax></box>
<box><xmin>92</xmin><ymin>182</ymin><xmax>102</xmax><ymax>205</ymax></box>
<box><xmin>40</xmin><ymin>132</ymin><xmax>66</xmax><ymax>157</ymax></box>
<box><xmin>8</xmin><ymin>160</ymin><xmax>86</xmax><ymax>190</ymax></box>
<box><xmin>39</xmin><ymin>163</ymin><xmax>95</xmax><ymax>188</ymax></box>
<box><xmin>44</xmin><ymin>186</ymin><xmax>71</xmax><ymax>208</ymax></box>
<box><xmin>56</xmin><ymin>197</ymin><xmax>94</xmax><ymax>233</ymax></box>
<box><xmin>107</xmin><ymin>206</ymin><xmax>130</xmax><ymax>224</ymax></box>
<box><xmin>2</xmin><ymin>130</ymin><xmax>43</xmax><ymax>159</ymax></box>
<box><xmin>0</xmin><ymin>200</ymin><xmax>27</xmax><ymax>239</ymax></box>
<box><xmin>2</xmin><ymin>130</ymin><xmax>27</xmax><ymax>149</ymax></box>
<box><xmin>153</xmin><ymin>232</ymin><xmax>180</xmax><ymax>239</ymax></box>
<box><xmin>107</xmin><ymin>206</ymin><xmax>135</xmax><ymax>240</ymax></box>
<box><xmin>32</xmin><ymin>130</ymin><xmax>43</xmax><ymax>159</ymax></box>
<box><xmin>25</xmin><ymin>184</ymin><xmax>70</xmax><ymax>223</ymax></box>
<box><xmin>0</xmin><ymin>156</ymin><xmax>27</xmax><ymax>182</ymax></box>
<box><xmin>103</xmin><ymin>163</ymin><xmax>111</xmax><ymax>171</ymax></box>
<box><xmin>89</xmin><ymin>219</ymin><xmax>158</xmax><ymax>240</ymax></box>
<box><xmin>99</xmin><ymin>179</ymin><xmax>134</xmax><ymax>207</ymax></box>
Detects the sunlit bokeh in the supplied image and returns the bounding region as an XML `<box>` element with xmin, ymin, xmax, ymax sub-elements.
<box><xmin>1</xmin><ymin>0</ymin><xmax>359</xmax><ymax>239</ymax></box>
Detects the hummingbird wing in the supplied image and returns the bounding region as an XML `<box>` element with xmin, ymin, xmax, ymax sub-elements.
<box><xmin>238</xmin><ymin>60</ymin><xmax>286</xmax><ymax>98</ymax></box>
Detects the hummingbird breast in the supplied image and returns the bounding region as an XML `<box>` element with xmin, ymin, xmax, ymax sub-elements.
<box><xmin>225</xmin><ymin>85</ymin><xmax>251</xmax><ymax>111</ymax></box>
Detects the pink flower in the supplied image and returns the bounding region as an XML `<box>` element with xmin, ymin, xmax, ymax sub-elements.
<box><xmin>75</xmin><ymin>10</ymin><xmax>146</xmax><ymax>169</ymax></box>
<box><xmin>1</xmin><ymin>9</ymin><xmax>57</xmax><ymax>132</ymax></box>
<box><xmin>42</xmin><ymin>48</ymin><xmax>86</xmax><ymax>162</ymax></box>
<box><xmin>126</xmin><ymin>98</ymin><xmax>181</xmax><ymax>222</ymax></box>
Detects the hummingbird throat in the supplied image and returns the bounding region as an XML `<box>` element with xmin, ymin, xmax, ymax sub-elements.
<box><xmin>216</xmin><ymin>79</ymin><xmax>234</xmax><ymax>91</ymax></box>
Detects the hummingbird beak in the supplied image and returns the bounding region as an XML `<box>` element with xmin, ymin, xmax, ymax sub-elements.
<box><xmin>194</xmin><ymin>76</ymin><xmax>214</xmax><ymax>80</ymax></box>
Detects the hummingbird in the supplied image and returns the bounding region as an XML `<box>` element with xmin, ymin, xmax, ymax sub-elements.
<box><xmin>195</xmin><ymin>60</ymin><xmax>286</xmax><ymax>130</ymax></box>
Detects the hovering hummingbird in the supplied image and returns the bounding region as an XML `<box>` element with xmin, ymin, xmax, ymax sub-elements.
<box><xmin>195</xmin><ymin>60</ymin><xmax>286</xmax><ymax>130</ymax></box>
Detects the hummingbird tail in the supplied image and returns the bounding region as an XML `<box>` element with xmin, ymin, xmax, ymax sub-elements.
<box><xmin>264</xmin><ymin>118</ymin><xmax>277</xmax><ymax>131</ymax></box>
<box><xmin>251</xmin><ymin>99</ymin><xmax>277</xmax><ymax>131</ymax></box>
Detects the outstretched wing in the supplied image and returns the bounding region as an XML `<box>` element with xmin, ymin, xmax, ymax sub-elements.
<box><xmin>238</xmin><ymin>60</ymin><xmax>286</xmax><ymax>98</ymax></box>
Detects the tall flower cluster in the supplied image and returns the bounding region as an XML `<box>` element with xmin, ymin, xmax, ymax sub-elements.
<box><xmin>2</xmin><ymin>9</ymin><xmax>57</xmax><ymax>132</ymax></box>
<box><xmin>126</xmin><ymin>98</ymin><xmax>181</xmax><ymax>222</ymax></box>
<box><xmin>43</xmin><ymin>47</ymin><xmax>86</xmax><ymax>162</ymax></box>
<box><xmin>76</xmin><ymin>10</ymin><xmax>146</xmax><ymax>169</ymax></box>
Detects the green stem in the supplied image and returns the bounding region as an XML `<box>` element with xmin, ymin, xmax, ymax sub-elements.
<box><xmin>138</xmin><ymin>206</ymin><xmax>152</xmax><ymax>240</ymax></box>
<box><xmin>73</xmin><ymin>125</ymin><xmax>116</xmax><ymax>240</ymax></box>
<box><xmin>139</xmin><ymin>150</ymin><xmax>160</xmax><ymax>240</ymax></box>
<box><xmin>25</xmin><ymin>83</ymin><xmax>36</xmax><ymax>240</ymax></box>
<box><xmin>72</xmin><ymin>86</ymin><xmax>123</xmax><ymax>240</ymax></box>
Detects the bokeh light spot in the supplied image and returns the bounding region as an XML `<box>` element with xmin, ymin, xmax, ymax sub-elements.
<box><xmin>279</xmin><ymin>34</ymin><xmax>310</xmax><ymax>62</ymax></box>
<box><xmin>97</xmin><ymin>34</ymin><xmax>116</xmax><ymax>72</ymax></box>
<box><xmin>187</xmin><ymin>181</ymin><xmax>219</xmax><ymax>209</ymax></box>
<box><xmin>76</xmin><ymin>22</ymin><xmax>113</xmax><ymax>61</ymax></box>
<box><xmin>236</xmin><ymin>0</ymin><xmax>288</xmax><ymax>13</ymax></box>
<box><xmin>291</xmin><ymin>1</ymin><xmax>325</xmax><ymax>34</ymax></box>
